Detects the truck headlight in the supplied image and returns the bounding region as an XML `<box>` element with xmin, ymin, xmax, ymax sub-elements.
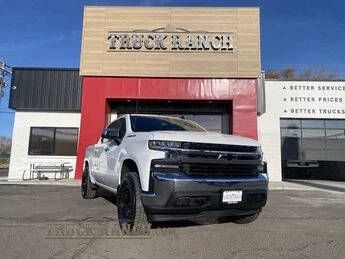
<box><xmin>256</xmin><ymin>146</ymin><xmax>267</xmax><ymax>173</ymax></box>
<box><xmin>258</xmin><ymin>161</ymin><xmax>268</xmax><ymax>174</ymax></box>
<box><xmin>257</xmin><ymin>162</ymin><xmax>265</xmax><ymax>172</ymax></box>
<box><xmin>148</xmin><ymin>140</ymin><xmax>182</xmax><ymax>150</ymax></box>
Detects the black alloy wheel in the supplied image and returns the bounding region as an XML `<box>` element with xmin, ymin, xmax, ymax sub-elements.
<box><xmin>81</xmin><ymin>168</ymin><xmax>97</xmax><ymax>199</ymax></box>
<box><xmin>118</xmin><ymin>181</ymin><xmax>135</xmax><ymax>222</ymax></box>
<box><xmin>117</xmin><ymin>171</ymin><xmax>149</xmax><ymax>234</ymax></box>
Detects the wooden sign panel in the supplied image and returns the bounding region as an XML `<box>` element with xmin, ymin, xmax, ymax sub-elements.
<box><xmin>80</xmin><ymin>7</ymin><xmax>261</xmax><ymax>78</ymax></box>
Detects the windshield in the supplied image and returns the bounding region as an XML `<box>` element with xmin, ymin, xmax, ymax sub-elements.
<box><xmin>130</xmin><ymin>115</ymin><xmax>206</xmax><ymax>132</ymax></box>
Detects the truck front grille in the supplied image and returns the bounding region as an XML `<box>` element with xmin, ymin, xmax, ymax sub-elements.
<box><xmin>151</xmin><ymin>143</ymin><xmax>261</xmax><ymax>178</ymax></box>
<box><xmin>181</xmin><ymin>163</ymin><xmax>258</xmax><ymax>178</ymax></box>
<box><xmin>188</xmin><ymin>143</ymin><xmax>258</xmax><ymax>153</ymax></box>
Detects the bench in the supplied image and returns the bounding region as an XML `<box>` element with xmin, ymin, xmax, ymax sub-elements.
<box><xmin>22</xmin><ymin>163</ymin><xmax>73</xmax><ymax>181</ymax></box>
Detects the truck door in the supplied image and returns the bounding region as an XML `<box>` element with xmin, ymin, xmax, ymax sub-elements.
<box><xmin>101</xmin><ymin>117</ymin><xmax>126</xmax><ymax>190</ymax></box>
<box><xmin>90</xmin><ymin>143</ymin><xmax>105</xmax><ymax>184</ymax></box>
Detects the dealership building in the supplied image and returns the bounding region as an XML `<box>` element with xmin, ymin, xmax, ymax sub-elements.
<box><xmin>259</xmin><ymin>80</ymin><xmax>345</xmax><ymax>181</ymax></box>
<box><xmin>7</xmin><ymin>7</ymin><xmax>345</xmax><ymax>182</ymax></box>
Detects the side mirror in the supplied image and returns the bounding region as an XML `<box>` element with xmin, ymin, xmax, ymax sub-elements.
<box><xmin>101</xmin><ymin>128</ymin><xmax>120</xmax><ymax>141</ymax></box>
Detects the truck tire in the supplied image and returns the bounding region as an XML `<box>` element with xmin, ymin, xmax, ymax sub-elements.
<box><xmin>81</xmin><ymin>168</ymin><xmax>97</xmax><ymax>199</ymax></box>
<box><xmin>232</xmin><ymin>212</ymin><xmax>260</xmax><ymax>224</ymax></box>
<box><xmin>117</xmin><ymin>171</ymin><xmax>149</xmax><ymax>234</ymax></box>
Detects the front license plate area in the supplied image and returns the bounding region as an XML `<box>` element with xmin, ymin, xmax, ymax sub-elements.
<box><xmin>222</xmin><ymin>190</ymin><xmax>243</xmax><ymax>204</ymax></box>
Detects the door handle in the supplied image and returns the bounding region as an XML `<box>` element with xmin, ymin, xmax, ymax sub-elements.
<box><xmin>104</xmin><ymin>147</ymin><xmax>109</xmax><ymax>152</ymax></box>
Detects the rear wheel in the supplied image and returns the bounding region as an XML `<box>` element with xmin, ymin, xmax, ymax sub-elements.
<box><xmin>117</xmin><ymin>171</ymin><xmax>149</xmax><ymax>234</ymax></box>
<box><xmin>81</xmin><ymin>168</ymin><xmax>97</xmax><ymax>199</ymax></box>
<box><xmin>232</xmin><ymin>212</ymin><xmax>260</xmax><ymax>224</ymax></box>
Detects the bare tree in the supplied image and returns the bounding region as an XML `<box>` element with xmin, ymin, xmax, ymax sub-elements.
<box><xmin>0</xmin><ymin>136</ymin><xmax>11</xmax><ymax>154</ymax></box>
<box><xmin>0</xmin><ymin>60</ymin><xmax>11</xmax><ymax>99</ymax></box>
<box><xmin>264</xmin><ymin>70</ymin><xmax>280</xmax><ymax>79</ymax></box>
<box><xmin>265</xmin><ymin>66</ymin><xmax>340</xmax><ymax>80</ymax></box>
<box><xmin>281</xmin><ymin>67</ymin><xmax>296</xmax><ymax>80</ymax></box>
<box><xmin>297</xmin><ymin>66</ymin><xmax>338</xmax><ymax>80</ymax></box>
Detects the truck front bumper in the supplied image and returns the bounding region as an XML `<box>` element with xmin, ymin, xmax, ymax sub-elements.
<box><xmin>141</xmin><ymin>172</ymin><xmax>268</xmax><ymax>222</ymax></box>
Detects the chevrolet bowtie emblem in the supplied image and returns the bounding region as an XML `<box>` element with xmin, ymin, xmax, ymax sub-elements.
<box><xmin>217</xmin><ymin>154</ymin><xmax>235</xmax><ymax>160</ymax></box>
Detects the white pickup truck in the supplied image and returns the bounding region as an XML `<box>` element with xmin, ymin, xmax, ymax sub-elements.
<box><xmin>81</xmin><ymin>114</ymin><xmax>268</xmax><ymax>232</ymax></box>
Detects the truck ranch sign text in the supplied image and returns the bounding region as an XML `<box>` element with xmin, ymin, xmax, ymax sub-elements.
<box><xmin>107</xmin><ymin>32</ymin><xmax>234</xmax><ymax>52</ymax></box>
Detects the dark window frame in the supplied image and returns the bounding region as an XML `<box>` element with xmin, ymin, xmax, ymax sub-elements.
<box><xmin>119</xmin><ymin>113</ymin><xmax>228</xmax><ymax>134</ymax></box>
<box><xmin>113</xmin><ymin>101</ymin><xmax>231</xmax><ymax>134</ymax></box>
<box><xmin>28</xmin><ymin>127</ymin><xmax>79</xmax><ymax>156</ymax></box>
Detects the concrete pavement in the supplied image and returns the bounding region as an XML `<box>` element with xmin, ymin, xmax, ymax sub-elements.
<box><xmin>0</xmin><ymin>185</ymin><xmax>344</xmax><ymax>258</ymax></box>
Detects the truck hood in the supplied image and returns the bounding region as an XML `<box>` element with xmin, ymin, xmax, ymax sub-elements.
<box><xmin>150</xmin><ymin>131</ymin><xmax>260</xmax><ymax>147</ymax></box>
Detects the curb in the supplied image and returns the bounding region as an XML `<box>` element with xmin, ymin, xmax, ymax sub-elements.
<box><xmin>0</xmin><ymin>180</ymin><xmax>343</xmax><ymax>193</ymax></box>
<box><xmin>0</xmin><ymin>179</ymin><xmax>81</xmax><ymax>186</ymax></box>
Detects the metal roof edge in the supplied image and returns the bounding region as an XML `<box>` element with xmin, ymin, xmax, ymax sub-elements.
<box><xmin>12</xmin><ymin>67</ymin><xmax>80</xmax><ymax>71</ymax></box>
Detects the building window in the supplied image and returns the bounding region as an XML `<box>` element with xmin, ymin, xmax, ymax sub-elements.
<box><xmin>301</xmin><ymin>129</ymin><xmax>326</xmax><ymax>149</ymax></box>
<box><xmin>280</xmin><ymin>119</ymin><xmax>301</xmax><ymax>129</ymax></box>
<box><xmin>28</xmin><ymin>127</ymin><xmax>79</xmax><ymax>156</ymax></box>
<box><xmin>280</xmin><ymin>119</ymin><xmax>345</xmax><ymax>162</ymax></box>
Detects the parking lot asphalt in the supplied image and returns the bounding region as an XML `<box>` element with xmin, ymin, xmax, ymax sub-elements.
<box><xmin>0</xmin><ymin>184</ymin><xmax>344</xmax><ymax>259</ymax></box>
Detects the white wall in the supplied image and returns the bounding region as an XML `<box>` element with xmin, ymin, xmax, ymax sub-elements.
<box><xmin>258</xmin><ymin>82</ymin><xmax>282</xmax><ymax>181</ymax></box>
<box><xmin>258</xmin><ymin>80</ymin><xmax>345</xmax><ymax>182</ymax></box>
<box><xmin>9</xmin><ymin>111</ymin><xmax>81</xmax><ymax>180</ymax></box>
<box><xmin>110</xmin><ymin>113</ymin><xmax>118</xmax><ymax>123</ymax></box>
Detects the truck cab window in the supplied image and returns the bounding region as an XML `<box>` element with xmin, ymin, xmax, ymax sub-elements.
<box><xmin>108</xmin><ymin>117</ymin><xmax>126</xmax><ymax>140</ymax></box>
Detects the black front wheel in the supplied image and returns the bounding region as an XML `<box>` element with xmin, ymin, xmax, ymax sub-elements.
<box><xmin>117</xmin><ymin>172</ymin><xmax>149</xmax><ymax>234</ymax></box>
<box><xmin>81</xmin><ymin>168</ymin><xmax>97</xmax><ymax>199</ymax></box>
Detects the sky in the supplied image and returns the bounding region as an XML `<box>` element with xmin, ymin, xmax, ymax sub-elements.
<box><xmin>1</xmin><ymin>0</ymin><xmax>345</xmax><ymax>137</ymax></box>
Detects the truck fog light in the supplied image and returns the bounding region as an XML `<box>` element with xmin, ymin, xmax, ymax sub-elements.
<box><xmin>175</xmin><ymin>197</ymin><xmax>190</xmax><ymax>207</ymax></box>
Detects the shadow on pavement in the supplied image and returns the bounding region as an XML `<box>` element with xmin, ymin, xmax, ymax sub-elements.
<box><xmin>98</xmin><ymin>189</ymin><xmax>234</xmax><ymax>229</ymax></box>
<box><xmin>98</xmin><ymin>189</ymin><xmax>118</xmax><ymax>206</ymax></box>
<box><xmin>285</xmin><ymin>179</ymin><xmax>345</xmax><ymax>193</ymax></box>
